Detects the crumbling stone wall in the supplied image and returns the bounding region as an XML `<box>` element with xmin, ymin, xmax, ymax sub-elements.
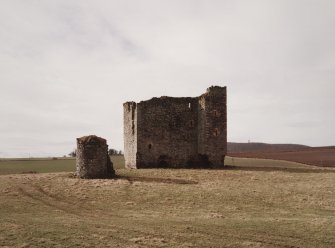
<box><xmin>197</xmin><ymin>86</ymin><xmax>227</xmax><ymax>166</ymax></box>
<box><xmin>123</xmin><ymin>102</ymin><xmax>137</xmax><ymax>169</ymax></box>
<box><xmin>136</xmin><ymin>97</ymin><xmax>199</xmax><ymax>168</ymax></box>
<box><xmin>76</xmin><ymin>135</ymin><xmax>115</xmax><ymax>178</ymax></box>
<box><xmin>123</xmin><ymin>86</ymin><xmax>227</xmax><ymax>168</ymax></box>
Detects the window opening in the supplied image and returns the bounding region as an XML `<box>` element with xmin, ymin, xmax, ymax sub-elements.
<box><xmin>213</xmin><ymin>110</ymin><xmax>220</xmax><ymax>117</ymax></box>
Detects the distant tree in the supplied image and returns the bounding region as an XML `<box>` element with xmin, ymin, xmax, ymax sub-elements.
<box><xmin>68</xmin><ymin>149</ymin><xmax>76</xmax><ymax>157</ymax></box>
<box><xmin>108</xmin><ymin>149</ymin><xmax>118</xmax><ymax>156</ymax></box>
<box><xmin>108</xmin><ymin>149</ymin><xmax>123</xmax><ymax>156</ymax></box>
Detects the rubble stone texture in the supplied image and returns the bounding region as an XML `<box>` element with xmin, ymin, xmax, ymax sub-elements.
<box><xmin>76</xmin><ymin>135</ymin><xmax>115</xmax><ymax>178</ymax></box>
<box><xmin>123</xmin><ymin>86</ymin><xmax>227</xmax><ymax>168</ymax></box>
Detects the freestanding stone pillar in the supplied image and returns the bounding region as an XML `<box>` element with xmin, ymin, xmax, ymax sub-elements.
<box><xmin>76</xmin><ymin>135</ymin><xmax>115</xmax><ymax>179</ymax></box>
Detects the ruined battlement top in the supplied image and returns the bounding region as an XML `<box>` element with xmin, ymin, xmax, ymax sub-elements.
<box><xmin>206</xmin><ymin>85</ymin><xmax>226</xmax><ymax>92</ymax></box>
<box><xmin>124</xmin><ymin>97</ymin><xmax>196</xmax><ymax>106</ymax></box>
<box><xmin>200</xmin><ymin>85</ymin><xmax>227</xmax><ymax>98</ymax></box>
<box><xmin>123</xmin><ymin>85</ymin><xmax>226</xmax><ymax>106</ymax></box>
<box><xmin>77</xmin><ymin>135</ymin><xmax>106</xmax><ymax>145</ymax></box>
<box><xmin>123</xmin><ymin>101</ymin><xmax>136</xmax><ymax>106</ymax></box>
<box><xmin>138</xmin><ymin>96</ymin><xmax>196</xmax><ymax>105</ymax></box>
<box><xmin>206</xmin><ymin>85</ymin><xmax>227</xmax><ymax>94</ymax></box>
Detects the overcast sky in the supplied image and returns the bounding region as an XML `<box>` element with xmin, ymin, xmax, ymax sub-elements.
<box><xmin>0</xmin><ymin>0</ymin><xmax>334</xmax><ymax>157</ymax></box>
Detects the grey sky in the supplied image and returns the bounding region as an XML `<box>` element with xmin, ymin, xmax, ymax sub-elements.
<box><xmin>0</xmin><ymin>0</ymin><xmax>334</xmax><ymax>157</ymax></box>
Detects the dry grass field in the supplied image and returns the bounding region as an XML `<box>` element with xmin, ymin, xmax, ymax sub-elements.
<box><xmin>0</xmin><ymin>156</ymin><xmax>125</xmax><ymax>175</ymax></box>
<box><xmin>0</xmin><ymin>157</ymin><xmax>335</xmax><ymax>247</ymax></box>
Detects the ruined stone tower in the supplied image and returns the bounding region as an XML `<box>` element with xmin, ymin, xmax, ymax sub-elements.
<box><xmin>123</xmin><ymin>86</ymin><xmax>227</xmax><ymax>168</ymax></box>
<box><xmin>76</xmin><ymin>135</ymin><xmax>115</xmax><ymax>178</ymax></box>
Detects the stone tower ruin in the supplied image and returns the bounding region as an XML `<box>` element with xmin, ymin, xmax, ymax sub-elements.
<box><xmin>76</xmin><ymin>135</ymin><xmax>115</xmax><ymax>178</ymax></box>
<box><xmin>123</xmin><ymin>86</ymin><xmax>227</xmax><ymax>168</ymax></box>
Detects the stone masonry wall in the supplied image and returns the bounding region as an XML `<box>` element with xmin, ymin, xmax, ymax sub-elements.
<box><xmin>123</xmin><ymin>86</ymin><xmax>227</xmax><ymax>168</ymax></box>
<box><xmin>76</xmin><ymin>135</ymin><xmax>115</xmax><ymax>178</ymax></box>
<box><xmin>198</xmin><ymin>86</ymin><xmax>227</xmax><ymax>167</ymax></box>
<box><xmin>123</xmin><ymin>102</ymin><xmax>137</xmax><ymax>168</ymax></box>
<box><xmin>137</xmin><ymin>97</ymin><xmax>199</xmax><ymax>168</ymax></box>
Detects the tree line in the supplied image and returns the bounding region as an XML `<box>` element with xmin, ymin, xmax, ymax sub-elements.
<box><xmin>68</xmin><ymin>149</ymin><xmax>123</xmax><ymax>157</ymax></box>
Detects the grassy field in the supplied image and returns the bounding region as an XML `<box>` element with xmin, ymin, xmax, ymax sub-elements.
<box><xmin>0</xmin><ymin>156</ymin><xmax>125</xmax><ymax>175</ymax></box>
<box><xmin>0</xmin><ymin>156</ymin><xmax>316</xmax><ymax>175</ymax></box>
<box><xmin>0</xmin><ymin>157</ymin><xmax>334</xmax><ymax>247</ymax></box>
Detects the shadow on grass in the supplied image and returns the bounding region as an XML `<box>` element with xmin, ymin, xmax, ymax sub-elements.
<box><xmin>124</xmin><ymin>165</ymin><xmax>335</xmax><ymax>174</ymax></box>
<box><xmin>116</xmin><ymin>175</ymin><xmax>198</xmax><ymax>185</ymax></box>
<box><xmin>224</xmin><ymin>165</ymin><xmax>335</xmax><ymax>173</ymax></box>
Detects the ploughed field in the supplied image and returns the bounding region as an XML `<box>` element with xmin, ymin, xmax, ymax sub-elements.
<box><xmin>0</xmin><ymin>157</ymin><xmax>335</xmax><ymax>247</ymax></box>
<box><xmin>229</xmin><ymin>147</ymin><xmax>335</xmax><ymax>167</ymax></box>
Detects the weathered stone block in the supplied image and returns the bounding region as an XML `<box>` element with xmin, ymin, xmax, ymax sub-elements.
<box><xmin>76</xmin><ymin>135</ymin><xmax>115</xmax><ymax>178</ymax></box>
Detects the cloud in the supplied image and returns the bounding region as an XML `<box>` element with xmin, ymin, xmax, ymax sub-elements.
<box><xmin>0</xmin><ymin>0</ymin><xmax>334</xmax><ymax>157</ymax></box>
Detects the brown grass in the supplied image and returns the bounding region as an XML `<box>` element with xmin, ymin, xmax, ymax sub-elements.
<box><xmin>0</xmin><ymin>158</ymin><xmax>335</xmax><ymax>247</ymax></box>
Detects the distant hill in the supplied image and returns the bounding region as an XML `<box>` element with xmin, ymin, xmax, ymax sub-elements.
<box><xmin>227</xmin><ymin>142</ymin><xmax>335</xmax><ymax>167</ymax></box>
<box><xmin>227</xmin><ymin>142</ymin><xmax>310</xmax><ymax>153</ymax></box>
